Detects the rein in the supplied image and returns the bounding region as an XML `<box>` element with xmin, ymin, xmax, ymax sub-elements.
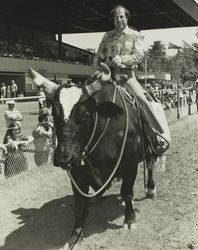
<box><xmin>67</xmin><ymin>84</ymin><xmax>129</xmax><ymax>198</ymax></box>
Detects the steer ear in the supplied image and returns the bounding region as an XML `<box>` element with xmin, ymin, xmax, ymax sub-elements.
<box><xmin>97</xmin><ymin>102</ymin><xmax>123</xmax><ymax>118</ymax></box>
<box><xmin>29</xmin><ymin>67</ymin><xmax>58</xmax><ymax>100</ymax></box>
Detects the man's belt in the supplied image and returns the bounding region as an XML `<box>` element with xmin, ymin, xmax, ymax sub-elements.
<box><xmin>110</xmin><ymin>66</ymin><xmax>135</xmax><ymax>78</ymax></box>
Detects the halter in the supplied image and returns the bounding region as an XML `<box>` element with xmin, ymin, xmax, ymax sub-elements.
<box><xmin>67</xmin><ymin>83</ymin><xmax>129</xmax><ymax>198</ymax></box>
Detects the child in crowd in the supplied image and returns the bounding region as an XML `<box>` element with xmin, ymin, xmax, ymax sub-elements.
<box><xmin>3</xmin><ymin>122</ymin><xmax>33</xmax><ymax>177</ymax></box>
<box><xmin>32</xmin><ymin>111</ymin><xmax>53</xmax><ymax>167</ymax></box>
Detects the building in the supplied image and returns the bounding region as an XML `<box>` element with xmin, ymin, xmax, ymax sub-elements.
<box><xmin>0</xmin><ymin>32</ymin><xmax>94</xmax><ymax>96</ymax></box>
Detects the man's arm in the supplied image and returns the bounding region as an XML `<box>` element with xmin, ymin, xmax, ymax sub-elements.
<box><xmin>120</xmin><ymin>32</ymin><xmax>144</xmax><ymax>67</ymax></box>
<box><xmin>93</xmin><ymin>33</ymin><xmax>108</xmax><ymax>71</ymax></box>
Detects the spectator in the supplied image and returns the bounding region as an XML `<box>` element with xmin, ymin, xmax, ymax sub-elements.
<box><xmin>0</xmin><ymin>83</ymin><xmax>6</xmax><ymax>104</ymax></box>
<box><xmin>164</xmin><ymin>97</ymin><xmax>174</xmax><ymax>110</ymax></box>
<box><xmin>38</xmin><ymin>87</ymin><xmax>46</xmax><ymax>113</ymax></box>
<box><xmin>32</xmin><ymin>112</ymin><xmax>53</xmax><ymax>167</ymax></box>
<box><xmin>0</xmin><ymin>144</ymin><xmax>7</xmax><ymax>177</ymax></box>
<box><xmin>154</xmin><ymin>82</ymin><xmax>159</xmax><ymax>91</ymax></box>
<box><xmin>195</xmin><ymin>80</ymin><xmax>198</xmax><ymax>112</ymax></box>
<box><xmin>4</xmin><ymin>100</ymin><xmax>24</xmax><ymax>128</ymax></box>
<box><xmin>10</xmin><ymin>80</ymin><xmax>18</xmax><ymax>98</ymax></box>
<box><xmin>178</xmin><ymin>84</ymin><xmax>183</xmax><ymax>107</ymax></box>
<box><xmin>182</xmin><ymin>88</ymin><xmax>187</xmax><ymax>106</ymax></box>
<box><xmin>6</xmin><ymin>84</ymin><xmax>11</xmax><ymax>98</ymax></box>
<box><xmin>3</xmin><ymin>122</ymin><xmax>33</xmax><ymax>177</ymax></box>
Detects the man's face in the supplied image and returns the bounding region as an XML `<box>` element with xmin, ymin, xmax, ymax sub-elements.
<box><xmin>113</xmin><ymin>7</ymin><xmax>128</xmax><ymax>32</ymax></box>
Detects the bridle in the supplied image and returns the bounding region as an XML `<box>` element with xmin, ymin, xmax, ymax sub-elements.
<box><xmin>67</xmin><ymin>83</ymin><xmax>129</xmax><ymax>198</ymax></box>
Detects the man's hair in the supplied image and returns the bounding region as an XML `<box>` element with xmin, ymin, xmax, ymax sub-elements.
<box><xmin>110</xmin><ymin>5</ymin><xmax>130</xmax><ymax>19</ymax></box>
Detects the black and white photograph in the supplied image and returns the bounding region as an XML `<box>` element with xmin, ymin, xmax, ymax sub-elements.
<box><xmin>0</xmin><ymin>1</ymin><xmax>198</xmax><ymax>249</ymax></box>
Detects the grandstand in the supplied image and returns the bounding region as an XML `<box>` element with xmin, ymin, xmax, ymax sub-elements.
<box><xmin>0</xmin><ymin>30</ymin><xmax>94</xmax><ymax>96</ymax></box>
<box><xmin>0</xmin><ymin>0</ymin><xmax>197</xmax><ymax>97</ymax></box>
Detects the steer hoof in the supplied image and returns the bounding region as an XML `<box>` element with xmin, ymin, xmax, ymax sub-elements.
<box><xmin>64</xmin><ymin>228</ymin><xmax>83</xmax><ymax>250</ymax></box>
<box><xmin>146</xmin><ymin>187</ymin><xmax>156</xmax><ymax>199</ymax></box>
<box><xmin>62</xmin><ymin>243</ymin><xmax>70</xmax><ymax>250</ymax></box>
<box><xmin>123</xmin><ymin>221</ymin><xmax>137</xmax><ymax>230</ymax></box>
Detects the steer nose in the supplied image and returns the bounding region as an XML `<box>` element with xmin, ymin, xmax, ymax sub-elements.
<box><xmin>53</xmin><ymin>147</ymin><xmax>66</xmax><ymax>167</ymax></box>
<box><xmin>53</xmin><ymin>148</ymin><xmax>76</xmax><ymax>168</ymax></box>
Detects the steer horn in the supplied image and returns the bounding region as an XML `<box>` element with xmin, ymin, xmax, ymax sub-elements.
<box><xmin>85</xmin><ymin>63</ymin><xmax>111</xmax><ymax>95</ymax></box>
<box><xmin>29</xmin><ymin>67</ymin><xmax>58</xmax><ymax>99</ymax></box>
<box><xmin>100</xmin><ymin>62</ymin><xmax>111</xmax><ymax>82</ymax></box>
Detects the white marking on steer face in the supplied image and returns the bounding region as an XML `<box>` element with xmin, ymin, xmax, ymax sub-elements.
<box><xmin>59</xmin><ymin>86</ymin><xmax>83</xmax><ymax>120</ymax></box>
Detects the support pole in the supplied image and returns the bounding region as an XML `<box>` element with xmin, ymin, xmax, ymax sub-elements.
<box><xmin>188</xmin><ymin>80</ymin><xmax>191</xmax><ymax>115</ymax></box>
<box><xmin>144</xmin><ymin>56</ymin><xmax>147</xmax><ymax>86</ymax></box>
<box><xmin>177</xmin><ymin>48</ymin><xmax>180</xmax><ymax>119</ymax></box>
<box><xmin>58</xmin><ymin>32</ymin><xmax>62</xmax><ymax>59</ymax></box>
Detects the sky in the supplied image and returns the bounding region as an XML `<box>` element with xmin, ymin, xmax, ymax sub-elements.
<box><xmin>62</xmin><ymin>26</ymin><xmax>198</xmax><ymax>56</ymax></box>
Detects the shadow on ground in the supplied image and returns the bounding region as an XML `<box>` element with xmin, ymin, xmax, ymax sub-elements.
<box><xmin>0</xmin><ymin>194</ymin><xmax>124</xmax><ymax>250</ymax></box>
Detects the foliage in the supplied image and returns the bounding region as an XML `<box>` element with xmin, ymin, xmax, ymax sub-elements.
<box><xmin>141</xmin><ymin>37</ymin><xmax>198</xmax><ymax>84</ymax></box>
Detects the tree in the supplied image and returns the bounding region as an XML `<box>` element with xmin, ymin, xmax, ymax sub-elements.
<box><xmin>145</xmin><ymin>41</ymin><xmax>168</xmax><ymax>72</ymax></box>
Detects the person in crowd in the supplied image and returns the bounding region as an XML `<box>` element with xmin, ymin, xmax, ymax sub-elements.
<box><xmin>154</xmin><ymin>82</ymin><xmax>159</xmax><ymax>91</ymax></box>
<box><xmin>32</xmin><ymin>111</ymin><xmax>53</xmax><ymax>167</ymax></box>
<box><xmin>4</xmin><ymin>100</ymin><xmax>23</xmax><ymax>127</ymax></box>
<box><xmin>93</xmin><ymin>4</ymin><xmax>167</xmax><ymax>154</ymax></box>
<box><xmin>6</xmin><ymin>84</ymin><xmax>11</xmax><ymax>98</ymax></box>
<box><xmin>195</xmin><ymin>80</ymin><xmax>198</xmax><ymax>112</ymax></box>
<box><xmin>164</xmin><ymin>97</ymin><xmax>174</xmax><ymax>110</ymax></box>
<box><xmin>0</xmin><ymin>82</ymin><xmax>7</xmax><ymax>104</ymax></box>
<box><xmin>10</xmin><ymin>80</ymin><xmax>18</xmax><ymax>98</ymax></box>
<box><xmin>178</xmin><ymin>84</ymin><xmax>183</xmax><ymax>107</ymax></box>
<box><xmin>3</xmin><ymin>122</ymin><xmax>33</xmax><ymax>178</ymax></box>
<box><xmin>0</xmin><ymin>144</ymin><xmax>8</xmax><ymax>177</ymax></box>
<box><xmin>38</xmin><ymin>87</ymin><xmax>46</xmax><ymax>114</ymax></box>
<box><xmin>182</xmin><ymin>88</ymin><xmax>187</xmax><ymax>106</ymax></box>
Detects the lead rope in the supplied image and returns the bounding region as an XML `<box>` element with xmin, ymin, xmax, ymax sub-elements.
<box><xmin>67</xmin><ymin>85</ymin><xmax>129</xmax><ymax>198</ymax></box>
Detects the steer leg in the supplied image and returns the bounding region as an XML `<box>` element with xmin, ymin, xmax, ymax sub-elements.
<box><xmin>64</xmin><ymin>168</ymin><xmax>90</xmax><ymax>250</ymax></box>
<box><xmin>145</xmin><ymin>152</ymin><xmax>156</xmax><ymax>198</ymax></box>
<box><xmin>146</xmin><ymin>168</ymin><xmax>156</xmax><ymax>198</ymax></box>
<box><xmin>121</xmin><ymin>163</ymin><xmax>138</xmax><ymax>230</ymax></box>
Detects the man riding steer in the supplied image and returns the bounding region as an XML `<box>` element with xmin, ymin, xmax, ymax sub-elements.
<box><xmin>93</xmin><ymin>4</ymin><xmax>170</xmax><ymax>156</ymax></box>
<box><xmin>29</xmin><ymin>62</ymin><xmax>169</xmax><ymax>249</ymax></box>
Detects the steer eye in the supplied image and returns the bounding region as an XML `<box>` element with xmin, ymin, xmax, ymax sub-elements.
<box><xmin>76</xmin><ymin>111</ymin><xmax>90</xmax><ymax>124</ymax></box>
<box><xmin>81</xmin><ymin>111</ymin><xmax>90</xmax><ymax>122</ymax></box>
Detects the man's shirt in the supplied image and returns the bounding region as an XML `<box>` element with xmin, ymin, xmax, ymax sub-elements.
<box><xmin>93</xmin><ymin>26</ymin><xmax>144</xmax><ymax>70</ymax></box>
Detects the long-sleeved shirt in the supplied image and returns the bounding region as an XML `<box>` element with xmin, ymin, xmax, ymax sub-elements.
<box><xmin>93</xmin><ymin>26</ymin><xmax>144</xmax><ymax>70</ymax></box>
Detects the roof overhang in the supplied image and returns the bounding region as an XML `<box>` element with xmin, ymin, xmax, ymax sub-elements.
<box><xmin>0</xmin><ymin>0</ymin><xmax>197</xmax><ymax>34</ymax></box>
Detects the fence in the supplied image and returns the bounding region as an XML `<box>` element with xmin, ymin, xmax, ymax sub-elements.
<box><xmin>154</xmin><ymin>88</ymin><xmax>197</xmax><ymax>120</ymax></box>
<box><xmin>0</xmin><ymin>89</ymin><xmax>197</xmax><ymax>180</ymax></box>
<box><xmin>0</xmin><ymin>137</ymin><xmax>54</xmax><ymax>179</ymax></box>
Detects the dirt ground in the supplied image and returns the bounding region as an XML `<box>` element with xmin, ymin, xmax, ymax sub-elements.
<box><xmin>0</xmin><ymin>112</ymin><xmax>198</xmax><ymax>250</ymax></box>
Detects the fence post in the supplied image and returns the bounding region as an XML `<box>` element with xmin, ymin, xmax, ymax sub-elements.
<box><xmin>188</xmin><ymin>81</ymin><xmax>191</xmax><ymax>115</ymax></box>
<box><xmin>176</xmin><ymin>89</ymin><xmax>180</xmax><ymax>119</ymax></box>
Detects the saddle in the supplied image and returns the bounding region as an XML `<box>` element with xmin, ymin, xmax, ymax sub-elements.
<box><xmin>114</xmin><ymin>75</ymin><xmax>169</xmax><ymax>156</ymax></box>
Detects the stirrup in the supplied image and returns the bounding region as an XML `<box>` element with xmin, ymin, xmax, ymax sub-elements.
<box><xmin>148</xmin><ymin>136</ymin><xmax>168</xmax><ymax>156</ymax></box>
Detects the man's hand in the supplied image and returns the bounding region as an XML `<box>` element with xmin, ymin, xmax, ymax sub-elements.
<box><xmin>111</xmin><ymin>55</ymin><xmax>122</xmax><ymax>67</ymax></box>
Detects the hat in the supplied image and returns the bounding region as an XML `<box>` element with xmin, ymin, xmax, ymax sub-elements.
<box><xmin>6</xmin><ymin>100</ymin><xmax>15</xmax><ymax>104</ymax></box>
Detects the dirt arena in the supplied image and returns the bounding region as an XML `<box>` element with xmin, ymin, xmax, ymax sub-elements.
<box><xmin>0</xmin><ymin>102</ymin><xmax>198</xmax><ymax>250</ymax></box>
